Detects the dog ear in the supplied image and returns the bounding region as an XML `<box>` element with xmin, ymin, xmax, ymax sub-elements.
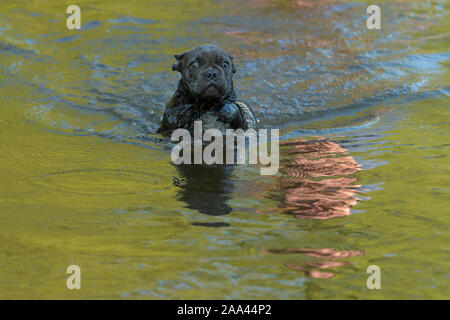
<box><xmin>229</xmin><ymin>55</ymin><xmax>236</xmax><ymax>74</ymax></box>
<box><xmin>172</xmin><ymin>52</ymin><xmax>187</xmax><ymax>72</ymax></box>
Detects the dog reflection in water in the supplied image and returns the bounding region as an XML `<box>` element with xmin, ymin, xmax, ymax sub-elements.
<box><xmin>264</xmin><ymin>138</ymin><xmax>365</xmax><ymax>278</ymax></box>
<box><xmin>173</xmin><ymin>163</ymin><xmax>235</xmax><ymax>226</ymax></box>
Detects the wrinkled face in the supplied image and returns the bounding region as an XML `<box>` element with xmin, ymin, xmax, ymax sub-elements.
<box><xmin>172</xmin><ymin>44</ymin><xmax>236</xmax><ymax>100</ymax></box>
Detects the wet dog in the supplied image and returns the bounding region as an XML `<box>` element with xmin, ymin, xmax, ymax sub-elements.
<box><xmin>157</xmin><ymin>44</ymin><xmax>258</xmax><ymax>135</ymax></box>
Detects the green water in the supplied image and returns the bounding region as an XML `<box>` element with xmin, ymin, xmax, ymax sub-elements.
<box><xmin>0</xmin><ymin>0</ymin><xmax>449</xmax><ymax>299</ymax></box>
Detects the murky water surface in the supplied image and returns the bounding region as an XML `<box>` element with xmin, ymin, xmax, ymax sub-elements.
<box><xmin>0</xmin><ymin>0</ymin><xmax>449</xmax><ymax>299</ymax></box>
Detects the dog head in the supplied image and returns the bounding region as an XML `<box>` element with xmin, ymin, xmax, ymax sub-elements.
<box><xmin>172</xmin><ymin>44</ymin><xmax>236</xmax><ymax>101</ymax></box>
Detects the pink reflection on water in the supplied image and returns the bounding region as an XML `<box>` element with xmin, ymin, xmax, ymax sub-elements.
<box><xmin>263</xmin><ymin>248</ymin><xmax>365</xmax><ymax>279</ymax></box>
<box><xmin>264</xmin><ymin>139</ymin><xmax>364</xmax><ymax>278</ymax></box>
<box><xmin>279</xmin><ymin>139</ymin><xmax>361</xmax><ymax>220</ymax></box>
<box><xmin>263</xmin><ymin>248</ymin><xmax>365</xmax><ymax>258</ymax></box>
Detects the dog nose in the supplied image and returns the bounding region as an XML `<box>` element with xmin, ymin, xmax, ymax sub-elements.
<box><xmin>206</xmin><ymin>69</ymin><xmax>219</xmax><ymax>79</ymax></box>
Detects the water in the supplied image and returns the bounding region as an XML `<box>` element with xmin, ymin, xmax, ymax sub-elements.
<box><xmin>0</xmin><ymin>0</ymin><xmax>449</xmax><ymax>299</ymax></box>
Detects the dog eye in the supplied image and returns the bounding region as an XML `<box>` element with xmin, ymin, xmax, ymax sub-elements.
<box><xmin>189</xmin><ymin>61</ymin><xmax>198</xmax><ymax>68</ymax></box>
<box><xmin>222</xmin><ymin>61</ymin><xmax>230</xmax><ymax>68</ymax></box>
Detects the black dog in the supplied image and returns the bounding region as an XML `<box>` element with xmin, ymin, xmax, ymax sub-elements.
<box><xmin>157</xmin><ymin>44</ymin><xmax>258</xmax><ymax>134</ymax></box>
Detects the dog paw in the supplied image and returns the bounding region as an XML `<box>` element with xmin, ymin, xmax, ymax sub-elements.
<box><xmin>217</xmin><ymin>103</ymin><xmax>239</xmax><ymax>123</ymax></box>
